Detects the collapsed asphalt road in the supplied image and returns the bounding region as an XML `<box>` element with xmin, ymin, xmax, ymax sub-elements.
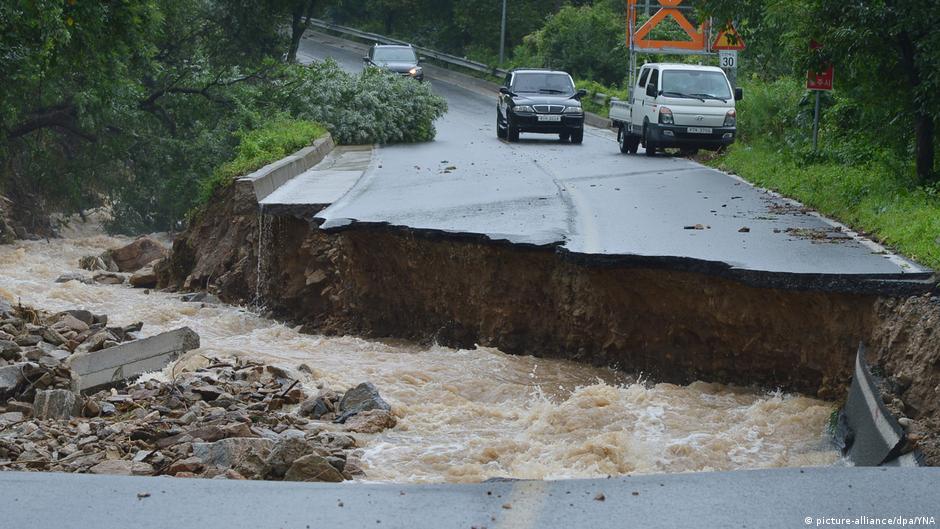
<box><xmin>296</xmin><ymin>33</ymin><xmax>931</xmax><ymax>294</ymax></box>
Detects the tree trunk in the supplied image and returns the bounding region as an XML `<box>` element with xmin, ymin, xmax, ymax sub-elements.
<box><xmin>287</xmin><ymin>0</ymin><xmax>316</xmax><ymax>63</ymax></box>
<box><xmin>897</xmin><ymin>31</ymin><xmax>935</xmax><ymax>183</ymax></box>
<box><xmin>915</xmin><ymin>114</ymin><xmax>936</xmax><ymax>184</ymax></box>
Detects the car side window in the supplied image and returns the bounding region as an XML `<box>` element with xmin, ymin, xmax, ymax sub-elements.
<box><xmin>638</xmin><ymin>68</ymin><xmax>650</xmax><ymax>88</ymax></box>
<box><xmin>504</xmin><ymin>73</ymin><xmax>512</xmax><ymax>88</ymax></box>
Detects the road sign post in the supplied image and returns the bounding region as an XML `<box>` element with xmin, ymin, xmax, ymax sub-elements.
<box><xmin>807</xmin><ymin>63</ymin><xmax>834</xmax><ymax>152</ymax></box>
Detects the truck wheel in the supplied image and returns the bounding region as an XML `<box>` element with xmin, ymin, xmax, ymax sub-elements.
<box><xmin>644</xmin><ymin>127</ymin><xmax>657</xmax><ymax>157</ymax></box>
<box><xmin>570</xmin><ymin>128</ymin><xmax>584</xmax><ymax>144</ymax></box>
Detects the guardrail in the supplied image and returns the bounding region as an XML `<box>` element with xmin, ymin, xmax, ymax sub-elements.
<box><xmin>308</xmin><ymin>19</ymin><xmax>509</xmax><ymax>78</ymax></box>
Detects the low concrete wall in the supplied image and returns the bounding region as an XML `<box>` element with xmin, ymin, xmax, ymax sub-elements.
<box><xmin>67</xmin><ymin>328</ymin><xmax>200</xmax><ymax>393</ymax></box>
<box><xmin>237</xmin><ymin>135</ymin><xmax>336</xmax><ymax>202</ymax></box>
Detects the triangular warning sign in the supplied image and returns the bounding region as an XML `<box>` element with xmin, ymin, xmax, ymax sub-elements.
<box><xmin>712</xmin><ymin>23</ymin><xmax>745</xmax><ymax>50</ymax></box>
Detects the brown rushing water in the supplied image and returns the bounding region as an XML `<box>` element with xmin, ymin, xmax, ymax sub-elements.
<box><xmin>0</xmin><ymin>232</ymin><xmax>841</xmax><ymax>482</ymax></box>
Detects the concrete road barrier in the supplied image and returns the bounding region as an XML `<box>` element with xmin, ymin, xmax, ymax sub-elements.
<box><xmin>237</xmin><ymin>135</ymin><xmax>336</xmax><ymax>202</ymax></box>
<box><xmin>840</xmin><ymin>345</ymin><xmax>923</xmax><ymax>466</ymax></box>
<box><xmin>67</xmin><ymin>327</ymin><xmax>200</xmax><ymax>393</ymax></box>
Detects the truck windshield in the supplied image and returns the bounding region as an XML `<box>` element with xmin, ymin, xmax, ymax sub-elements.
<box><xmin>513</xmin><ymin>73</ymin><xmax>575</xmax><ymax>94</ymax></box>
<box><xmin>661</xmin><ymin>70</ymin><xmax>732</xmax><ymax>101</ymax></box>
<box><xmin>373</xmin><ymin>48</ymin><xmax>417</xmax><ymax>62</ymax></box>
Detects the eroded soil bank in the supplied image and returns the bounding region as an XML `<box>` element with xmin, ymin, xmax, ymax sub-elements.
<box><xmin>158</xmin><ymin>182</ymin><xmax>939</xmax><ymax>463</ymax></box>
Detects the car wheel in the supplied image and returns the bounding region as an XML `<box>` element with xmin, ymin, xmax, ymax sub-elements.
<box><xmin>559</xmin><ymin>131</ymin><xmax>570</xmax><ymax>142</ymax></box>
<box><xmin>644</xmin><ymin>126</ymin><xmax>656</xmax><ymax>157</ymax></box>
<box><xmin>496</xmin><ymin>111</ymin><xmax>507</xmax><ymax>139</ymax></box>
<box><xmin>570</xmin><ymin>128</ymin><xmax>584</xmax><ymax>144</ymax></box>
<box><xmin>507</xmin><ymin>118</ymin><xmax>520</xmax><ymax>142</ymax></box>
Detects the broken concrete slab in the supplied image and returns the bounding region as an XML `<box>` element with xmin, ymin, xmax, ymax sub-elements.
<box><xmin>67</xmin><ymin>327</ymin><xmax>200</xmax><ymax>393</ymax></box>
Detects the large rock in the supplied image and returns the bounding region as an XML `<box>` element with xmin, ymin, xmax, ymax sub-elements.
<box><xmin>264</xmin><ymin>434</ymin><xmax>315</xmax><ymax>479</ymax></box>
<box><xmin>92</xmin><ymin>272</ymin><xmax>125</xmax><ymax>285</ymax></box>
<box><xmin>55</xmin><ymin>273</ymin><xmax>92</xmax><ymax>285</ymax></box>
<box><xmin>283</xmin><ymin>454</ymin><xmax>345</xmax><ymax>482</ymax></box>
<box><xmin>129</xmin><ymin>266</ymin><xmax>158</xmax><ymax>288</ymax></box>
<box><xmin>0</xmin><ymin>340</ymin><xmax>21</xmax><ymax>360</ymax></box>
<box><xmin>54</xmin><ymin>314</ymin><xmax>89</xmax><ymax>333</ymax></box>
<box><xmin>193</xmin><ymin>437</ymin><xmax>273</xmax><ymax>478</ymax></box>
<box><xmin>343</xmin><ymin>409</ymin><xmax>397</xmax><ymax>434</ymax></box>
<box><xmin>0</xmin><ymin>364</ymin><xmax>24</xmax><ymax>398</ymax></box>
<box><xmin>336</xmin><ymin>382</ymin><xmax>391</xmax><ymax>423</ymax></box>
<box><xmin>89</xmin><ymin>460</ymin><xmax>154</xmax><ymax>476</ymax></box>
<box><xmin>33</xmin><ymin>389</ymin><xmax>79</xmax><ymax>419</ymax></box>
<box><xmin>108</xmin><ymin>237</ymin><xmax>167</xmax><ymax>273</ymax></box>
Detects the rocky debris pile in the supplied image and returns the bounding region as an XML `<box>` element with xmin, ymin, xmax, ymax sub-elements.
<box><xmin>0</xmin><ymin>303</ymin><xmax>142</xmax><ymax>400</ymax></box>
<box><xmin>77</xmin><ymin>236</ymin><xmax>167</xmax><ymax>288</ymax></box>
<box><xmin>0</xmin><ymin>345</ymin><xmax>395</xmax><ymax>481</ymax></box>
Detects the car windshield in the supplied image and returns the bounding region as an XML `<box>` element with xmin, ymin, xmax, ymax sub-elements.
<box><xmin>661</xmin><ymin>70</ymin><xmax>732</xmax><ymax>100</ymax></box>
<box><xmin>373</xmin><ymin>47</ymin><xmax>417</xmax><ymax>63</ymax></box>
<box><xmin>512</xmin><ymin>72</ymin><xmax>575</xmax><ymax>94</ymax></box>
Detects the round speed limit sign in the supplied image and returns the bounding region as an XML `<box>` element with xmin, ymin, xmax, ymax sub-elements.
<box><xmin>719</xmin><ymin>50</ymin><xmax>738</xmax><ymax>69</ymax></box>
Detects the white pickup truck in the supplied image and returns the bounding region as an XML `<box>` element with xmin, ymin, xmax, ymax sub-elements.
<box><xmin>610</xmin><ymin>63</ymin><xmax>742</xmax><ymax>156</ymax></box>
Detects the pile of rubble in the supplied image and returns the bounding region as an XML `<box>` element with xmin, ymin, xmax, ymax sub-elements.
<box><xmin>1</xmin><ymin>302</ymin><xmax>141</xmax><ymax>398</ymax></box>
<box><xmin>0</xmin><ymin>301</ymin><xmax>396</xmax><ymax>481</ymax></box>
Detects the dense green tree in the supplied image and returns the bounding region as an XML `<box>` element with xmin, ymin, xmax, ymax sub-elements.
<box><xmin>701</xmin><ymin>0</ymin><xmax>939</xmax><ymax>183</ymax></box>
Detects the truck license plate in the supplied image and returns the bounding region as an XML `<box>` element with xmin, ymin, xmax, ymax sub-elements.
<box><xmin>687</xmin><ymin>127</ymin><xmax>713</xmax><ymax>134</ymax></box>
<box><xmin>537</xmin><ymin>115</ymin><xmax>562</xmax><ymax>122</ymax></box>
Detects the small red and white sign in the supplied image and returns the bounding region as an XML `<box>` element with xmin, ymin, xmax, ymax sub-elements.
<box><xmin>807</xmin><ymin>65</ymin><xmax>834</xmax><ymax>90</ymax></box>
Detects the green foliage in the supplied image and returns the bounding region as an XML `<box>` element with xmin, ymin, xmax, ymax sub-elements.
<box><xmin>0</xmin><ymin>1</ymin><xmax>446</xmax><ymax>235</ymax></box>
<box><xmin>575</xmin><ymin>80</ymin><xmax>628</xmax><ymax>118</ymax></box>
<box><xmin>265</xmin><ymin>62</ymin><xmax>447</xmax><ymax>145</ymax></box>
<box><xmin>513</xmin><ymin>5</ymin><xmax>628</xmax><ymax>86</ymax></box>
<box><xmin>199</xmin><ymin>118</ymin><xmax>326</xmax><ymax>205</ymax></box>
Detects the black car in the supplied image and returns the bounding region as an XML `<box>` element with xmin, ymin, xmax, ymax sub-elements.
<box><xmin>497</xmin><ymin>69</ymin><xmax>587</xmax><ymax>143</ymax></box>
<box><xmin>363</xmin><ymin>44</ymin><xmax>424</xmax><ymax>81</ymax></box>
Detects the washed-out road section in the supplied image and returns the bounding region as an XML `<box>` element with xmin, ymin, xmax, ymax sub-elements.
<box><xmin>289</xmin><ymin>33</ymin><xmax>931</xmax><ymax>294</ymax></box>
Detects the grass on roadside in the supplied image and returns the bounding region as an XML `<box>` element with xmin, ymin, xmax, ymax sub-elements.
<box><xmin>197</xmin><ymin>117</ymin><xmax>327</xmax><ymax>206</ymax></box>
<box><xmin>709</xmin><ymin>142</ymin><xmax>940</xmax><ymax>269</ymax></box>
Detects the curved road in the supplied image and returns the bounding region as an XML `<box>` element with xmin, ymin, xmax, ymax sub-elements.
<box><xmin>291</xmin><ymin>33</ymin><xmax>931</xmax><ymax>293</ymax></box>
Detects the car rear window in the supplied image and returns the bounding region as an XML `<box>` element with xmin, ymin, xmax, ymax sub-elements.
<box><xmin>661</xmin><ymin>70</ymin><xmax>732</xmax><ymax>99</ymax></box>
<box><xmin>373</xmin><ymin>48</ymin><xmax>417</xmax><ymax>62</ymax></box>
<box><xmin>512</xmin><ymin>73</ymin><xmax>575</xmax><ymax>94</ymax></box>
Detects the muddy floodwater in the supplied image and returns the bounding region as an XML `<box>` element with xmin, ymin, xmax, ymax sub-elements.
<box><xmin>0</xmin><ymin>234</ymin><xmax>841</xmax><ymax>482</ymax></box>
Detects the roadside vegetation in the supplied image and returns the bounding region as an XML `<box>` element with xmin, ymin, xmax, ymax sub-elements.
<box><xmin>326</xmin><ymin>0</ymin><xmax>940</xmax><ymax>268</ymax></box>
<box><xmin>0</xmin><ymin>0</ymin><xmax>445</xmax><ymax>236</ymax></box>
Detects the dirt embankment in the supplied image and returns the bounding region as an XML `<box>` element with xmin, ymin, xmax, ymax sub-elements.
<box><xmin>160</xmin><ymin>203</ymin><xmax>883</xmax><ymax>397</ymax></box>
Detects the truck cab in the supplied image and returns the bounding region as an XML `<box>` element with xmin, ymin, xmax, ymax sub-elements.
<box><xmin>610</xmin><ymin>63</ymin><xmax>742</xmax><ymax>156</ymax></box>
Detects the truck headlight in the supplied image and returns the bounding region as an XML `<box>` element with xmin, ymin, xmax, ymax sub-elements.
<box><xmin>659</xmin><ymin>106</ymin><xmax>674</xmax><ymax>125</ymax></box>
<box><xmin>724</xmin><ymin>109</ymin><xmax>736</xmax><ymax>127</ymax></box>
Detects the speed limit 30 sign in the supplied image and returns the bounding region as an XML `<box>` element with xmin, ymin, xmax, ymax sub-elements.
<box><xmin>719</xmin><ymin>50</ymin><xmax>737</xmax><ymax>69</ymax></box>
